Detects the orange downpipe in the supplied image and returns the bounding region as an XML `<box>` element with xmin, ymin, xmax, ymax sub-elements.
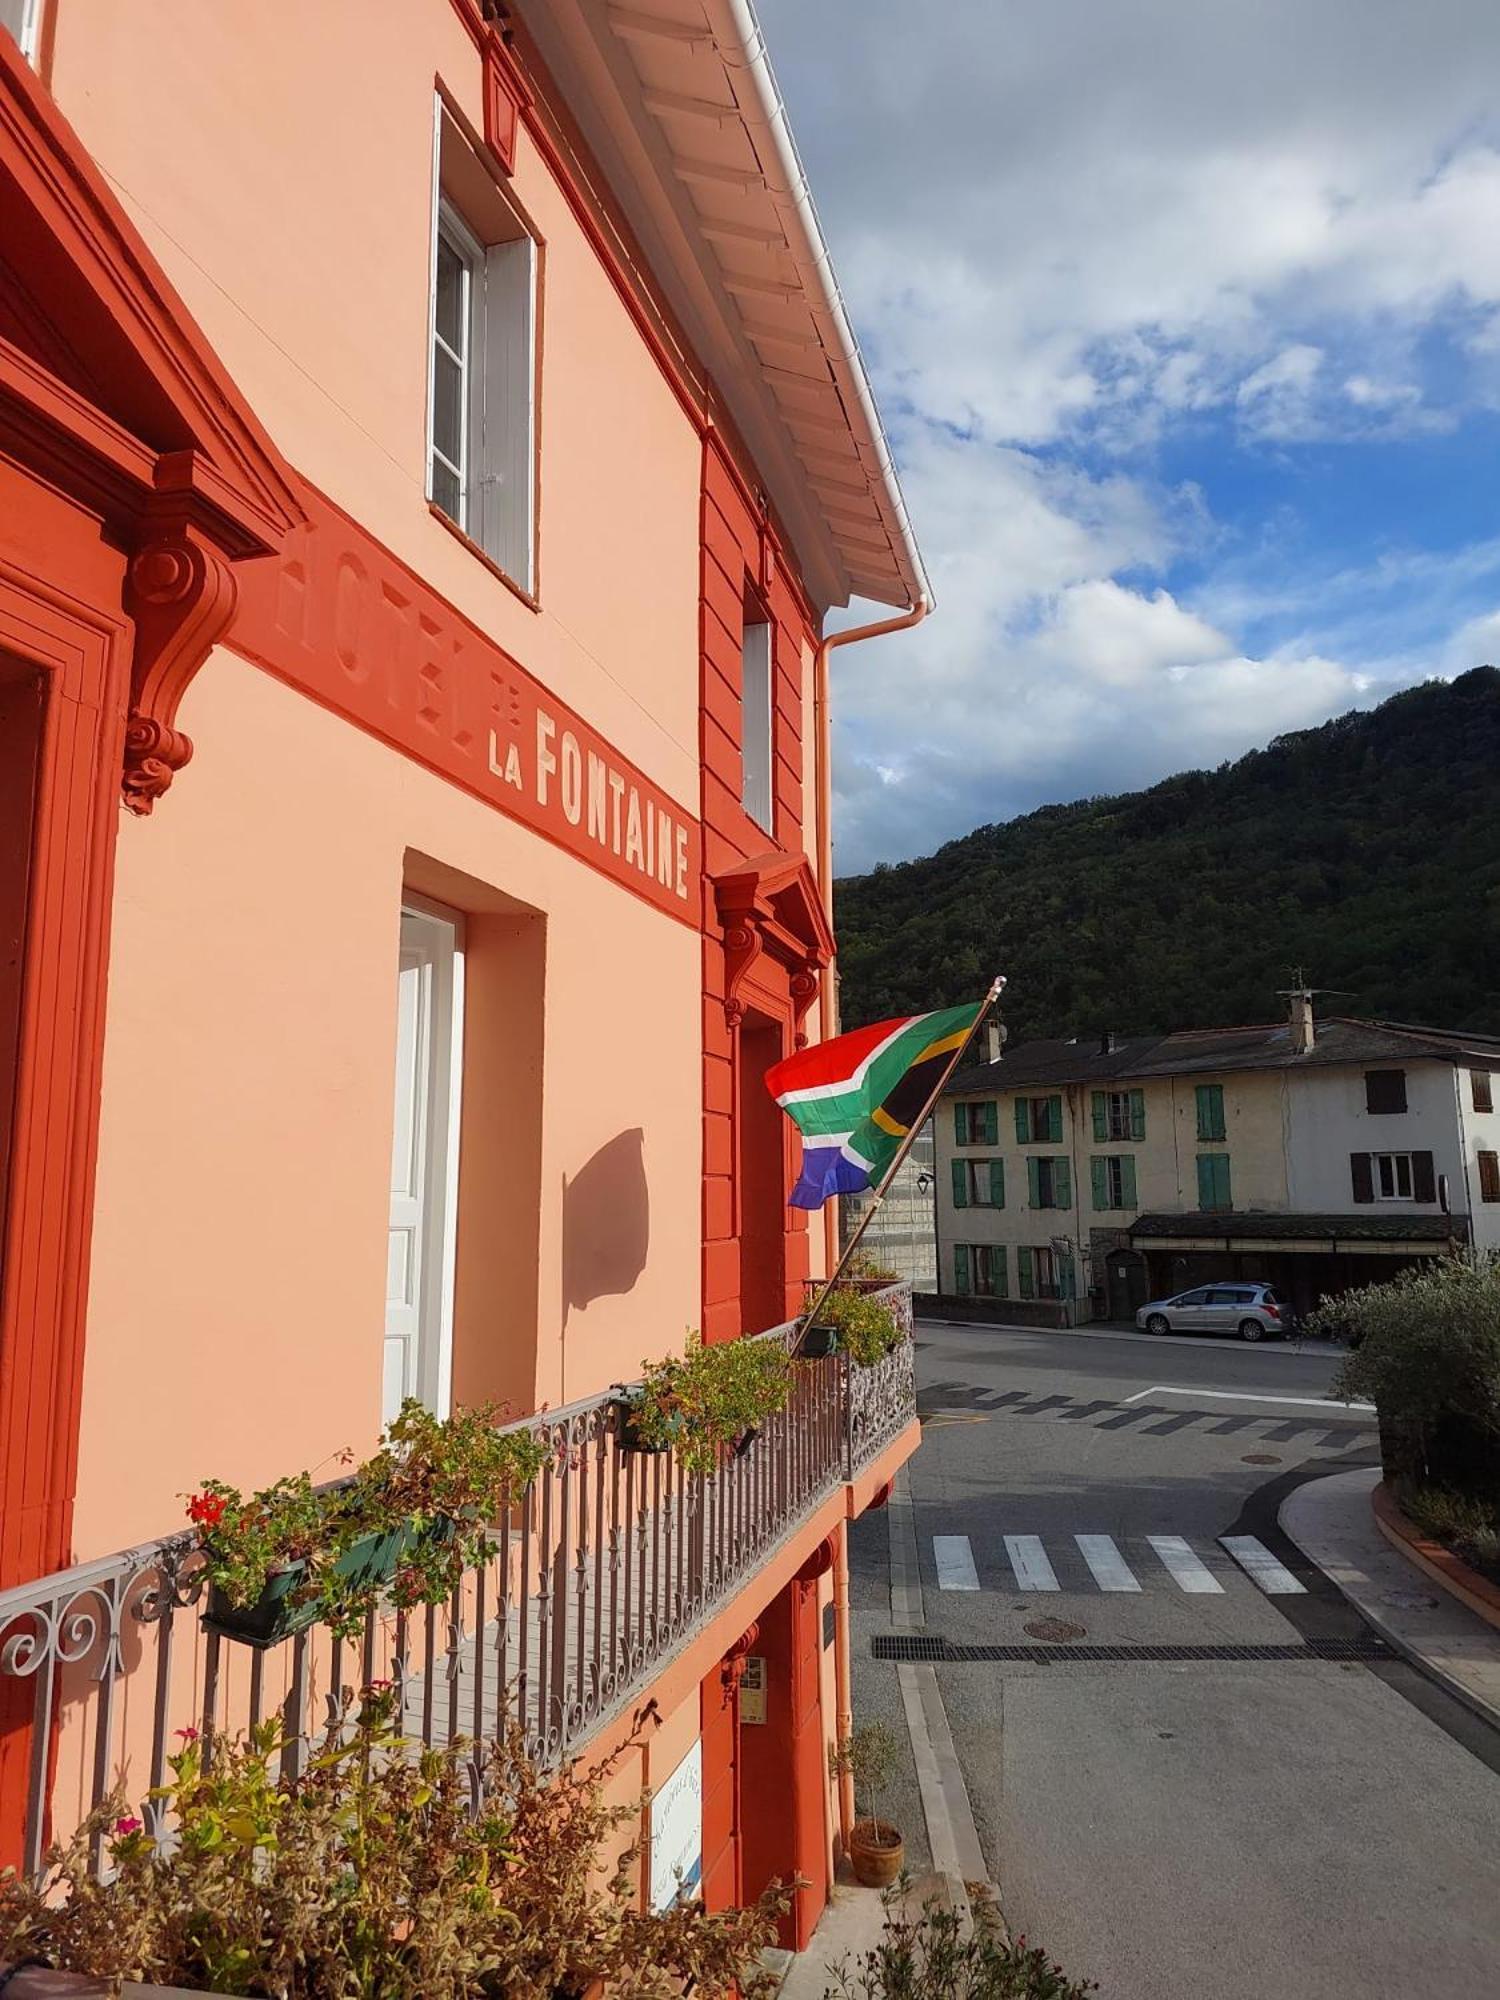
<box><xmin>812</xmin><ymin>598</ymin><xmax>931</xmax><ymax>1275</ymax></box>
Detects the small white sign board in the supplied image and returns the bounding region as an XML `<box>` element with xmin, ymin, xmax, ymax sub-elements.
<box><xmin>740</xmin><ymin>1655</ymin><xmax>767</xmax><ymax>1725</ymax></box>
<box><xmin>649</xmin><ymin>1738</ymin><xmax>703</xmax><ymax>1911</ymax></box>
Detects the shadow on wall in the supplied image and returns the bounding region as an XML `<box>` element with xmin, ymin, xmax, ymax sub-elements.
<box><xmin>563</xmin><ymin>1127</ymin><xmax>650</xmax><ymax>1318</ymax></box>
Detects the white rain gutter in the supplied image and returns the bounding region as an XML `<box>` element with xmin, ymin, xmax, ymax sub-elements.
<box><xmin>706</xmin><ymin>0</ymin><xmax>933</xmax><ymax>615</ymax></box>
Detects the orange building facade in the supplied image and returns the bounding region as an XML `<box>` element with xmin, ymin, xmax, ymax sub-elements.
<box><xmin>0</xmin><ymin>0</ymin><xmax>926</xmax><ymax>1947</ymax></box>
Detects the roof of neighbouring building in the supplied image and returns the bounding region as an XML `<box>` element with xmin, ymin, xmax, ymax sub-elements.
<box><xmin>1129</xmin><ymin>1211</ymin><xmax>1468</xmax><ymax>1244</ymax></box>
<box><xmin>944</xmin><ymin>1016</ymin><xmax>1500</xmax><ymax>1096</ymax></box>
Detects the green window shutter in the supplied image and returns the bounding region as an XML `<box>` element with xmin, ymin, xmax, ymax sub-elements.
<box><xmin>1018</xmin><ymin>1246</ymin><xmax>1035</xmax><ymax>1299</ymax></box>
<box><xmin>983</xmin><ymin>1101</ymin><xmax>999</xmax><ymax>1145</ymax></box>
<box><xmin>1027</xmin><ymin>1157</ymin><xmax>1042</xmax><ymax>1208</ymax></box>
<box><xmin>1198</xmin><ymin>1155</ymin><xmax>1231</xmax><ymax>1210</ymax></box>
<box><xmin>994</xmin><ymin>1246</ymin><xmax>1009</xmax><ymax>1297</ymax></box>
<box><xmin>1129</xmin><ymin>1089</ymin><xmax>1146</xmax><ymax>1141</ymax></box>
<box><xmin>954</xmin><ymin>1243</ymin><xmax>971</xmax><ymax>1295</ymax></box>
<box><xmin>951</xmin><ymin>1158</ymin><xmax>969</xmax><ymax>1209</ymax></box>
<box><xmin>1196</xmin><ymin>1084</ymin><xmax>1224</xmax><ymax>1142</ymax></box>
<box><xmin>989</xmin><ymin>1159</ymin><xmax>1006</xmax><ymax>1208</ymax></box>
<box><xmin>1015</xmin><ymin>1097</ymin><xmax>1030</xmax><ymax>1143</ymax></box>
<box><xmin>1090</xmin><ymin>1157</ymin><xmax>1108</xmax><ymax>1210</ymax></box>
<box><xmin>1054</xmin><ymin>1157</ymin><xmax>1072</xmax><ymax>1209</ymax></box>
<box><xmin>1194</xmin><ymin>1085</ymin><xmax>1210</xmax><ymax>1140</ymax></box>
<box><xmin>953</xmin><ymin>1103</ymin><xmax>967</xmax><ymax>1145</ymax></box>
<box><xmin>1092</xmin><ymin>1091</ymin><xmax>1108</xmax><ymax>1141</ymax></box>
<box><xmin>1047</xmin><ymin>1095</ymin><xmax>1063</xmax><ymax>1142</ymax></box>
<box><xmin>1121</xmin><ymin>1155</ymin><xmax>1138</xmax><ymax>1208</ymax></box>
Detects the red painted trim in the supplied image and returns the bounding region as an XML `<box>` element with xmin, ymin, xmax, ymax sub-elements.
<box><xmin>0</xmin><ymin>35</ymin><xmax>302</xmax><ymax>554</ymax></box>
<box><xmin>229</xmin><ymin>480</ymin><xmax>702</xmax><ymax>930</ymax></box>
<box><xmin>482</xmin><ymin>27</ymin><xmax>532</xmax><ymax>177</ymax></box>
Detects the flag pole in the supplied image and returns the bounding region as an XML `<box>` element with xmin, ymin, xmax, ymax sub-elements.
<box><xmin>795</xmin><ymin>974</ymin><xmax>1007</xmax><ymax>1348</ymax></box>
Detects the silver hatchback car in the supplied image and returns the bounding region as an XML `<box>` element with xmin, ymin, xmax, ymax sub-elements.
<box><xmin>1136</xmin><ymin>1282</ymin><xmax>1287</xmax><ymax>1342</ymax></box>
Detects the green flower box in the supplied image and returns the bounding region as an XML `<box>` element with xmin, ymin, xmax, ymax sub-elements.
<box><xmin>203</xmin><ymin>1519</ymin><xmax>445</xmax><ymax>1650</ymax></box>
<box><xmin>797</xmin><ymin>1323</ymin><xmax>838</xmax><ymax>1358</ymax></box>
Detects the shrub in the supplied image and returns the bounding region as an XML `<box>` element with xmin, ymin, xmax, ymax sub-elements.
<box><xmin>809</xmin><ymin>1288</ymin><xmax>903</xmax><ymax>1368</ymax></box>
<box><xmin>187</xmin><ymin>1400</ymin><xmax>550</xmax><ymax>1640</ymax></box>
<box><xmin>1319</xmin><ymin>1256</ymin><xmax>1500</xmax><ymax>1486</ymax></box>
<box><xmin>1397</xmin><ymin>1478</ymin><xmax>1500</xmax><ymax>1581</ymax></box>
<box><xmin>625</xmin><ymin>1333</ymin><xmax>794</xmax><ymax>1477</ymax></box>
<box><xmin>824</xmin><ymin>1892</ymin><xmax>1097</xmax><ymax>2000</ymax></box>
<box><xmin>0</xmin><ymin>1691</ymin><xmax>783</xmax><ymax>1998</ymax></box>
<box><xmin>843</xmin><ymin>1252</ymin><xmax>900</xmax><ymax>1284</ymax></box>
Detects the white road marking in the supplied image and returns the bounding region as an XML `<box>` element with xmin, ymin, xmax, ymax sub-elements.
<box><xmin>1147</xmin><ymin>1535</ymin><xmax>1225</xmax><ymax>1593</ymax></box>
<box><xmin>1075</xmin><ymin>1534</ymin><xmax>1141</xmax><ymax>1592</ymax></box>
<box><xmin>1004</xmin><ymin>1534</ymin><xmax>1060</xmax><ymax>1591</ymax></box>
<box><xmin>1220</xmin><ymin>1534</ymin><xmax>1307</xmax><ymax>1595</ymax></box>
<box><xmin>933</xmin><ymin>1535</ymin><xmax>980</xmax><ymax>1591</ymax></box>
<box><xmin>1125</xmin><ymin>1385</ymin><xmax>1375</xmax><ymax>1412</ymax></box>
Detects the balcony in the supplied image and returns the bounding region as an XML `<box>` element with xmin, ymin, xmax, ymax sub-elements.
<box><xmin>0</xmin><ymin>1287</ymin><xmax>916</xmax><ymax>1876</ymax></box>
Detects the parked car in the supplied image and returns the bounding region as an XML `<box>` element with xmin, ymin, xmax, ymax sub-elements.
<box><xmin>1136</xmin><ymin>1282</ymin><xmax>1289</xmax><ymax>1341</ymax></box>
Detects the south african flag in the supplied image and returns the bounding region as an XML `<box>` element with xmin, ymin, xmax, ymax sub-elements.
<box><xmin>766</xmin><ymin>1001</ymin><xmax>987</xmax><ymax>1210</ymax></box>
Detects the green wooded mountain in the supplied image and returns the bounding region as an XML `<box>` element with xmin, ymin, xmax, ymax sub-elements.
<box><xmin>834</xmin><ymin>667</ymin><xmax>1500</xmax><ymax>1039</ymax></box>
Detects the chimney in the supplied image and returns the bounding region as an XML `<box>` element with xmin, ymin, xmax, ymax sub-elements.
<box><xmin>1287</xmin><ymin>987</ymin><xmax>1315</xmax><ymax>1055</ymax></box>
<box><xmin>984</xmin><ymin>1017</ymin><xmax>1005</xmax><ymax>1064</ymax></box>
<box><xmin>1099</xmin><ymin>1030</ymin><xmax>1116</xmax><ymax>1055</ymax></box>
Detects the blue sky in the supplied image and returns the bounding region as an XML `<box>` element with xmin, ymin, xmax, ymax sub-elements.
<box><xmin>755</xmin><ymin>0</ymin><xmax>1500</xmax><ymax>873</ymax></box>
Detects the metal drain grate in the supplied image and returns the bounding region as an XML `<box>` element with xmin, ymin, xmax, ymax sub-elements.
<box><xmin>872</xmin><ymin>1635</ymin><xmax>1394</xmax><ymax>1665</ymax></box>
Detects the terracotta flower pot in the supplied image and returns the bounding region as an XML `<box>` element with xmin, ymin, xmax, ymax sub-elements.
<box><xmin>849</xmin><ymin>1817</ymin><xmax>904</xmax><ymax>1887</ymax></box>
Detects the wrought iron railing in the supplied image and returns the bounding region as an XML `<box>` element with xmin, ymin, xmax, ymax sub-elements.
<box><xmin>0</xmin><ymin>1289</ymin><xmax>915</xmax><ymax>1876</ymax></box>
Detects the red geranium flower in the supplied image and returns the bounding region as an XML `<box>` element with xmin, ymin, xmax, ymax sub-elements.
<box><xmin>187</xmin><ymin>1491</ymin><xmax>228</xmax><ymax>1529</ymax></box>
<box><xmin>112</xmin><ymin>1815</ymin><xmax>143</xmax><ymax>1837</ymax></box>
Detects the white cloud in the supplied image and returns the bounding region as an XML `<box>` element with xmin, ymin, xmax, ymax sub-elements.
<box><xmin>756</xmin><ymin>0</ymin><xmax>1500</xmax><ymax>868</ymax></box>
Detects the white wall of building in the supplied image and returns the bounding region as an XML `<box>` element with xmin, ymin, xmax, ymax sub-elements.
<box><xmin>1285</xmin><ymin>1060</ymin><xmax>1467</xmax><ymax>1226</ymax></box>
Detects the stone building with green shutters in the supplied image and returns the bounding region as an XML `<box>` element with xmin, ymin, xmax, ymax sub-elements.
<box><xmin>931</xmin><ymin>993</ymin><xmax>1495</xmax><ymax>1326</ymax></box>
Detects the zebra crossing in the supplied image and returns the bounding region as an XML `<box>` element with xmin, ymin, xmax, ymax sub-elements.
<box><xmin>932</xmin><ymin>1530</ymin><xmax>1306</xmax><ymax>1597</ymax></box>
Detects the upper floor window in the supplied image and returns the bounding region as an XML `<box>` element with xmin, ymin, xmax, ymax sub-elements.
<box><xmin>1016</xmin><ymin>1093</ymin><xmax>1063</xmax><ymax>1144</ymax></box>
<box><xmin>1350</xmin><ymin>1150</ymin><xmax>1436</xmax><ymax>1203</ymax></box>
<box><xmin>1196</xmin><ymin>1153</ymin><xmax>1232</xmax><ymax>1212</ymax></box>
<box><xmin>428</xmin><ymin>105</ymin><xmax>537</xmax><ymax>592</ymax></box>
<box><xmin>1091</xmin><ymin>1154</ymin><xmax>1137</xmax><ymax>1210</ymax></box>
<box><xmin>1027</xmin><ymin>1156</ymin><xmax>1072</xmax><ymax>1209</ymax></box>
<box><xmin>1194</xmin><ymin>1083</ymin><xmax>1225</xmax><ymax>1141</ymax></box>
<box><xmin>954</xmin><ymin>1100</ymin><xmax>998</xmax><ymax>1146</ymax></box>
<box><xmin>1364</xmin><ymin>1069</ymin><xmax>1407</xmax><ymax>1115</ymax></box>
<box><xmin>1473</xmin><ymin>1071</ymin><xmax>1494</xmax><ymax>1114</ymax></box>
<box><xmin>740</xmin><ymin>617</ymin><xmax>773</xmax><ymax>829</ymax></box>
<box><xmin>951</xmin><ymin>1157</ymin><xmax>1004</xmax><ymax>1209</ymax></box>
<box><xmin>1092</xmin><ymin>1087</ymin><xmax>1144</xmax><ymax>1143</ymax></box>
<box><xmin>1</xmin><ymin>0</ymin><xmax>39</xmax><ymax>61</ymax></box>
<box><xmin>1479</xmin><ymin>1150</ymin><xmax>1500</xmax><ymax>1202</ymax></box>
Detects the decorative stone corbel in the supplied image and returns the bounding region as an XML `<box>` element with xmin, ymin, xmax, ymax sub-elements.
<box><xmin>722</xmin><ymin>917</ymin><xmax>766</xmax><ymax>1031</ymax></box>
<box><xmin>789</xmin><ymin>967</ymin><xmax>821</xmax><ymax>1050</ymax></box>
<box><xmin>121</xmin><ymin>511</ymin><xmax>237</xmax><ymax>814</ymax></box>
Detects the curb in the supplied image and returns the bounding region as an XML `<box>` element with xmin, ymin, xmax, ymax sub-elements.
<box><xmin>1371</xmin><ymin>1482</ymin><xmax>1500</xmax><ymax>1634</ymax></box>
<box><xmin>1280</xmin><ymin>1484</ymin><xmax>1500</xmax><ymax>1734</ymax></box>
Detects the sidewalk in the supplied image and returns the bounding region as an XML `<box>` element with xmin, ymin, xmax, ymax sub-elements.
<box><xmin>775</xmin><ymin>1869</ymin><xmax>968</xmax><ymax>1999</ymax></box>
<box><xmin>1280</xmin><ymin>1466</ymin><xmax>1500</xmax><ymax>1727</ymax></box>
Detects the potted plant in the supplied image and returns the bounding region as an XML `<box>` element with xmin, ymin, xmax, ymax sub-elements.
<box><xmin>831</xmin><ymin>1723</ymin><xmax>904</xmax><ymax>1888</ymax></box>
<box><xmin>615</xmin><ymin>1333</ymin><xmax>794</xmax><ymax>1477</ymax></box>
<box><xmin>188</xmin><ymin>1399</ymin><xmax>548</xmax><ymax>1648</ymax></box>
<box><xmin>800</xmin><ymin>1286</ymin><xmax>903</xmax><ymax>1368</ymax></box>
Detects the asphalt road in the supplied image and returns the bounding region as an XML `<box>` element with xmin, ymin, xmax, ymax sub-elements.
<box><xmin>848</xmin><ymin>1319</ymin><xmax>1500</xmax><ymax>2000</ymax></box>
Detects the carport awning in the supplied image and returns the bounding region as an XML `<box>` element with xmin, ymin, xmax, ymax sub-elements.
<box><xmin>1128</xmin><ymin>1211</ymin><xmax>1467</xmax><ymax>1257</ymax></box>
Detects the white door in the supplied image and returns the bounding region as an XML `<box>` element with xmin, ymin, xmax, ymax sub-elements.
<box><xmin>385</xmin><ymin>902</ymin><xmax>463</xmax><ymax>1423</ymax></box>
